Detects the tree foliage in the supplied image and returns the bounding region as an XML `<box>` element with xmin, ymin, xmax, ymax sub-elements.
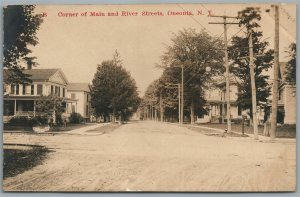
<box><xmin>91</xmin><ymin>51</ymin><xmax>140</xmax><ymax>121</ymax></box>
<box><xmin>35</xmin><ymin>95</ymin><xmax>66</xmax><ymax>124</ymax></box>
<box><xmin>285</xmin><ymin>42</ymin><xmax>296</xmax><ymax>83</ymax></box>
<box><xmin>142</xmin><ymin>28</ymin><xmax>224</xmax><ymax>121</ymax></box>
<box><xmin>3</xmin><ymin>5</ymin><xmax>43</xmax><ymax>84</ymax></box>
<box><xmin>229</xmin><ymin>7</ymin><xmax>273</xmax><ymax>111</ymax></box>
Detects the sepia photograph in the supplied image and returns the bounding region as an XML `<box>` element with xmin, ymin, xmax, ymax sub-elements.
<box><xmin>2</xmin><ymin>3</ymin><xmax>297</xmax><ymax>192</ymax></box>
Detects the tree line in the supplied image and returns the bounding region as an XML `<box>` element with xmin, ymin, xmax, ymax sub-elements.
<box><xmin>3</xmin><ymin>6</ymin><xmax>296</xmax><ymax>125</ymax></box>
<box><xmin>140</xmin><ymin>7</ymin><xmax>296</xmax><ymax>124</ymax></box>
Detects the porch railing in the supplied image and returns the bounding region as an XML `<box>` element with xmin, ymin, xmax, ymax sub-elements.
<box><xmin>15</xmin><ymin>111</ymin><xmax>35</xmax><ymax>116</ymax></box>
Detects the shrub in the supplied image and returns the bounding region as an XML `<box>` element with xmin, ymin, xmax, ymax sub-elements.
<box><xmin>8</xmin><ymin>116</ymin><xmax>48</xmax><ymax>127</ymax></box>
<box><xmin>69</xmin><ymin>112</ymin><xmax>84</xmax><ymax>124</ymax></box>
<box><xmin>31</xmin><ymin>116</ymin><xmax>49</xmax><ymax>126</ymax></box>
<box><xmin>9</xmin><ymin>116</ymin><xmax>33</xmax><ymax>127</ymax></box>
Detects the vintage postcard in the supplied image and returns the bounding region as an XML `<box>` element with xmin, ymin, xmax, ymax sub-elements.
<box><xmin>2</xmin><ymin>3</ymin><xmax>296</xmax><ymax>192</ymax></box>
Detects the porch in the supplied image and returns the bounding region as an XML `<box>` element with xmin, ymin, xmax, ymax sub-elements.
<box><xmin>3</xmin><ymin>97</ymin><xmax>77</xmax><ymax>122</ymax></box>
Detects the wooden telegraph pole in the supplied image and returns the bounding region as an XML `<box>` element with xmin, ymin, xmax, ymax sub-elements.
<box><xmin>209</xmin><ymin>15</ymin><xmax>239</xmax><ymax>133</ymax></box>
<box><xmin>270</xmin><ymin>5</ymin><xmax>280</xmax><ymax>141</ymax></box>
<box><xmin>248</xmin><ymin>31</ymin><xmax>259</xmax><ymax>140</ymax></box>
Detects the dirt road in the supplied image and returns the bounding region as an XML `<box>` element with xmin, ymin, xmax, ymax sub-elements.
<box><xmin>3</xmin><ymin>121</ymin><xmax>296</xmax><ymax>192</ymax></box>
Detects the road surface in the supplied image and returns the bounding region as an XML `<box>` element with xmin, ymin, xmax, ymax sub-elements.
<box><xmin>3</xmin><ymin>121</ymin><xmax>296</xmax><ymax>192</ymax></box>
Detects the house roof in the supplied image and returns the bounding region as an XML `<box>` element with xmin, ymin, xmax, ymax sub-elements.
<box><xmin>67</xmin><ymin>83</ymin><xmax>91</xmax><ymax>92</ymax></box>
<box><xmin>3</xmin><ymin>68</ymin><xmax>69</xmax><ymax>85</ymax></box>
<box><xmin>23</xmin><ymin>69</ymin><xmax>59</xmax><ymax>81</ymax></box>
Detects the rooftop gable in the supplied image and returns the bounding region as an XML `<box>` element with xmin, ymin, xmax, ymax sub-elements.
<box><xmin>3</xmin><ymin>68</ymin><xmax>69</xmax><ymax>85</ymax></box>
<box><xmin>67</xmin><ymin>83</ymin><xmax>91</xmax><ymax>92</ymax></box>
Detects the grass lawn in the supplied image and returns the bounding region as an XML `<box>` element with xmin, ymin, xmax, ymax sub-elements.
<box><xmin>3</xmin><ymin>144</ymin><xmax>49</xmax><ymax>179</ymax></box>
<box><xmin>50</xmin><ymin>123</ymin><xmax>97</xmax><ymax>132</ymax></box>
<box><xmin>4</xmin><ymin>123</ymin><xmax>97</xmax><ymax>133</ymax></box>
<box><xmin>86</xmin><ymin>123</ymin><xmax>122</xmax><ymax>134</ymax></box>
<box><xmin>196</xmin><ymin>123</ymin><xmax>296</xmax><ymax>138</ymax></box>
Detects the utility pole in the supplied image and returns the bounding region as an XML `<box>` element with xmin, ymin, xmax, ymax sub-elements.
<box><xmin>270</xmin><ymin>5</ymin><xmax>280</xmax><ymax>141</ymax></box>
<box><xmin>248</xmin><ymin>31</ymin><xmax>259</xmax><ymax>140</ymax></box>
<box><xmin>209</xmin><ymin>15</ymin><xmax>239</xmax><ymax>133</ymax></box>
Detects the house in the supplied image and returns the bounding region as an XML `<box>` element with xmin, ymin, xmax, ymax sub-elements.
<box><xmin>273</xmin><ymin>62</ymin><xmax>296</xmax><ymax>124</ymax></box>
<box><xmin>196</xmin><ymin>75</ymin><xmax>266</xmax><ymax>124</ymax></box>
<box><xmin>197</xmin><ymin>62</ymin><xmax>296</xmax><ymax>125</ymax></box>
<box><xmin>196</xmin><ymin>75</ymin><xmax>243</xmax><ymax>123</ymax></box>
<box><xmin>3</xmin><ymin>68</ymin><xmax>77</xmax><ymax>122</ymax></box>
<box><xmin>67</xmin><ymin>83</ymin><xmax>92</xmax><ymax>122</ymax></box>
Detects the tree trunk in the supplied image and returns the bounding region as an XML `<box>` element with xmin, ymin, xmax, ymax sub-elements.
<box><xmin>113</xmin><ymin>107</ymin><xmax>116</xmax><ymax>123</ymax></box>
<box><xmin>160</xmin><ymin>93</ymin><xmax>164</xmax><ymax>122</ymax></box>
<box><xmin>190</xmin><ymin>100</ymin><xmax>195</xmax><ymax>125</ymax></box>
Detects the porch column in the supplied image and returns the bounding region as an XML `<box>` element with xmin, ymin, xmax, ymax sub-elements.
<box><xmin>14</xmin><ymin>99</ymin><xmax>16</xmax><ymax>116</ymax></box>
<box><xmin>33</xmin><ymin>100</ymin><xmax>36</xmax><ymax>117</ymax></box>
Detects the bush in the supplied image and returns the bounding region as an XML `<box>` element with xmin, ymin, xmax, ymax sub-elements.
<box><xmin>69</xmin><ymin>112</ymin><xmax>84</xmax><ymax>124</ymax></box>
<box><xmin>9</xmin><ymin>116</ymin><xmax>33</xmax><ymax>127</ymax></box>
<box><xmin>32</xmin><ymin>116</ymin><xmax>49</xmax><ymax>126</ymax></box>
<box><xmin>8</xmin><ymin>116</ymin><xmax>48</xmax><ymax>127</ymax></box>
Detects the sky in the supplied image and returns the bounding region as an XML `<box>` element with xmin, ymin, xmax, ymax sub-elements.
<box><xmin>30</xmin><ymin>4</ymin><xmax>296</xmax><ymax>96</ymax></box>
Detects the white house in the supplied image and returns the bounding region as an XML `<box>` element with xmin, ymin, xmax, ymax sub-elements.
<box><xmin>3</xmin><ymin>68</ymin><xmax>90</xmax><ymax>123</ymax></box>
<box><xmin>67</xmin><ymin>83</ymin><xmax>92</xmax><ymax>121</ymax></box>
<box><xmin>196</xmin><ymin>75</ymin><xmax>244</xmax><ymax>123</ymax></box>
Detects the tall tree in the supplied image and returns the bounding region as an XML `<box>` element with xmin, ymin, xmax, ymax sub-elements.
<box><xmin>91</xmin><ymin>52</ymin><xmax>140</xmax><ymax>122</ymax></box>
<box><xmin>3</xmin><ymin>5</ymin><xmax>43</xmax><ymax>84</ymax></box>
<box><xmin>229</xmin><ymin>7</ymin><xmax>273</xmax><ymax>117</ymax></box>
<box><xmin>158</xmin><ymin>28</ymin><xmax>224</xmax><ymax>123</ymax></box>
<box><xmin>285</xmin><ymin>42</ymin><xmax>296</xmax><ymax>84</ymax></box>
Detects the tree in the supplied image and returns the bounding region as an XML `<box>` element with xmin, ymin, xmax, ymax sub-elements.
<box><xmin>35</xmin><ymin>95</ymin><xmax>66</xmax><ymax>125</ymax></box>
<box><xmin>3</xmin><ymin>5</ymin><xmax>43</xmax><ymax>84</ymax></box>
<box><xmin>229</xmin><ymin>7</ymin><xmax>273</xmax><ymax>119</ymax></box>
<box><xmin>157</xmin><ymin>28</ymin><xmax>224</xmax><ymax>123</ymax></box>
<box><xmin>91</xmin><ymin>52</ymin><xmax>140</xmax><ymax>122</ymax></box>
<box><xmin>285</xmin><ymin>42</ymin><xmax>296</xmax><ymax>84</ymax></box>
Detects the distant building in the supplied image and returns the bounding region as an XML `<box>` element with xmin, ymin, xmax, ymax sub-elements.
<box><xmin>67</xmin><ymin>83</ymin><xmax>92</xmax><ymax>122</ymax></box>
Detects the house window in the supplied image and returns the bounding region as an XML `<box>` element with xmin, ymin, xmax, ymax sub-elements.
<box><xmin>63</xmin><ymin>88</ymin><xmax>65</xmax><ymax>97</ymax></box>
<box><xmin>86</xmin><ymin>105</ymin><xmax>89</xmax><ymax>116</ymax></box>
<box><xmin>26</xmin><ymin>85</ymin><xmax>31</xmax><ymax>94</ymax></box>
<box><xmin>37</xmin><ymin>84</ymin><xmax>43</xmax><ymax>95</ymax></box>
<box><xmin>10</xmin><ymin>85</ymin><xmax>14</xmax><ymax>94</ymax></box>
<box><xmin>31</xmin><ymin>85</ymin><xmax>34</xmax><ymax>95</ymax></box>
<box><xmin>87</xmin><ymin>94</ymin><xmax>89</xmax><ymax>102</ymax></box>
<box><xmin>55</xmin><ymin>86</ymin><xmax>59</xmax><ymax>96</ymax></box>
<box><xmin>51</xmin><ymin>85</ymin><xmax>54</xmax><ymax>95</ymax></box>
<box><xmin>22</xmin><ymin>84</ymin><xmax>26</xmax><ymax>95</ymax></box>
<box><xmin>72</xmin><ymin>105</ymin><xmax>76</xmax><ymax>113</ymax></box>
<box><xmin>278</xmin><ymin>89</ymin><xmax>283</xmax><ymax>101</ymax></box>
<box><xmin>71</xmin><ymin>93</ymin><xmax>76</xmax><ymax>99</ymax></box>
<box><xmin>16</xmin><ymin>85</ymin><xmax>19</xmax><ymax>95</ymax></box>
